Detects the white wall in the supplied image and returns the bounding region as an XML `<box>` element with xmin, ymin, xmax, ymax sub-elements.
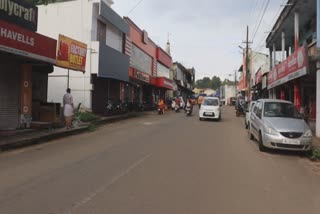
<box><xmin>38</xmin><ymin>1</ymin><xmax>99</xmax><ymax>109</ymax></box>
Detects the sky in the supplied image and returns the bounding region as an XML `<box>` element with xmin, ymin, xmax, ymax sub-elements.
<box><xmin>112</xmin><ymin>0</ymin><xmax>287</xmax><ymax>81</ymax></box>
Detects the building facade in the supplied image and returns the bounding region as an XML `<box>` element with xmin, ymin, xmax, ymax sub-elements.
<box><xmin>124</xmin><ymin>17</ymin><xmax>176</xmax><ymax>108</ymax></box>
<box><xmin>172</xmin><ymin>62</ymin><xmax>195</xmax><ymax>100</ymax></box>
<box><xmin>37</xmin><ymin>0</ymin><xmax>130</xmax><ymax>113</ymax></box>
<box><xmin>265</xmin><ymin>0</ymin><xmax>317</xmax><ymax>132</ymax></box>
<box><xmin>0</xmin><ymin>0</ymin><xmax>57</xmax><ymax>130</ymax></box>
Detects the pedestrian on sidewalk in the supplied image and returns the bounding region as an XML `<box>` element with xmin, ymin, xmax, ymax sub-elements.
<box><xmin>63</xmin><ymin>88</ymin><xmax>74</xmax><ymax>129</ymax></box>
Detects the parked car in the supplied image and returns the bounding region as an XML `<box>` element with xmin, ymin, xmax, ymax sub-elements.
<box><xmin>245</xmin><ymin>101</ymin><xmax>256</xmax><ymax>129</ymax></box>
<box><xmin>199</xmin><ymin>97</ymin><xmax>221</xmax><ymax>121</ymax></box>
<box><xmin>249</xmin><ymin>99</ymin><xmax>312</xmax><ymax>152</ymax></box>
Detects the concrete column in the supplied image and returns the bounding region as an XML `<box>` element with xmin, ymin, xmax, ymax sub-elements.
<box><xmin>289</xmin><ymin>46</ymin><xmax>292</xmax><ymax>56</ymax></box>
<box><xmin>316</xmin><ymin>0</ymin><xmax>320</xmax><ymax>137</ymax></box>
<box><xmin>294</xmin><ymin>12</ymin><xmax>299</xmax><ymax>50</ymax></box>
<box><xmin>269</xmin><ymin>48</ymin><xmax>273</xmax><ymax>69</ymax></box>
<box><xmin>281</xmin><ymin>32</ymin><xmax>286</xmax><ymax>61</ymax></box>
<box><xmin>273</xmin><ymin>43</ymin><xmax>276</xmax><ymax>66</ymax></box>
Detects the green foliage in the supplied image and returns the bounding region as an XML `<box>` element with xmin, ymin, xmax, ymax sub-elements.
<box><xmin>195</xmin><ymin>76</ymin><xmax>221</xmax><ymax>90</ymax></box>
<box><xmin>88</xmin><ymin>124</ymin><xmax>97</xmax><ymax>132</ymax></box>
<box><xmin>77</xmin><ymin>112</ymin><xmax>98</xmax><ymax>123</ymax></box>
<box><xmin>222</xmin><ymin>79</ymin><xmax>237</xmax><ymax>86</ymax></box>
<box><xmin>310</xmin><ymin>149</ymin><xmax>320</xmax><ymax>161</ymax></box>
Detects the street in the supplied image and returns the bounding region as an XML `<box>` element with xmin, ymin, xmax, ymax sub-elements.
<box><xmin>0</xmin><ymin>106</ymin><xmax>320</xmax><ymax>214</ymax></box>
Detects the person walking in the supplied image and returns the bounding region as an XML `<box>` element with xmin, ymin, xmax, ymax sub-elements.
<box><xmin>63</xmin><ymin>88</ymin><xmax>74</xmax><ymax>129</ymax></box>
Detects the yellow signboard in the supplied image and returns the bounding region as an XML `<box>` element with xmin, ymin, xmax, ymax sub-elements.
<box><xmin>56</xmin><ymin>34</ymin><xmax>87</xmax><ymax>72</ymax></box>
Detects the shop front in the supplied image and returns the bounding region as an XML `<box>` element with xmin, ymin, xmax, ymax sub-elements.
<box><xmin>267</xmin><ymin>45</ymin><xmax>314</xmax><ymax>115</ymax></box>
<box><xmin>0</xmin><ymin>17</ymin><xmax>57</xmax><ymax>130</ymax></box>
<box><xmin>129</xmin><ymin>68</ymin><xmax>156</xmax><ymax>109</ymax></box>
<box><xmin>252</xmin><ymin>69</ymin><xmax>262</xmax><ymax>101</ymax></box>
<box><xmin>154</xmin><ymin>77</ymin><xmax>177</xmax><ymax>103</ymax></box>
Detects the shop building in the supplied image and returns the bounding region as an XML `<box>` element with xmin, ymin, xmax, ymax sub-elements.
<box><xmin>0</xmin><ymin>0</ymin><xmax>57</xmax><ymax>130</ymax></box>
<box><xmin>265</xmin><ymin>0</ymin><xmax>317</xmax><ymax>132</ymax></box>
<box><xmin>124</xmin><ymin>17</ymin><xmax>158</xmax><ymax>108</ymax></box>
<box><xmin>37</xmin><ymin>0</ymin><xmax>130</xmax><ymax>113</ymax></box>
<box><xmin>172</xmin><ymin>62</ymin><xmax>195</xmax><ymax>100</ymax></box>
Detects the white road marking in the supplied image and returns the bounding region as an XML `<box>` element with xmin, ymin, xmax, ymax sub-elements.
<box><xmin>64</xmin><ymin>153</ymin><xmax>152</xmax><ymax>214</ymax></box>
<box><xmin>143</xmin><ymin>122</ymin><xmax>153</xmax><ymax>125</ymax></box>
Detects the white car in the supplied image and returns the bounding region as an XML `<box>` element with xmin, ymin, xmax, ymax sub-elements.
<box><xmin>245</xmin><ymin>101</ymin><xmax>256</xmax><ymax>129</ymax></box>
<box><xmin>199</xmin><ymin>97</ymin><xmax>221</xmax><ymax>121</ymax></box>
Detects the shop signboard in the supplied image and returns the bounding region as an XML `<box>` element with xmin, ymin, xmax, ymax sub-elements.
<box><xmin>0</xmin><ymin>0</ymin><xmax>38</xmax><ymax>31</ymax></box>
<box><xmin>130</xmin><ymin>68</ymin><xmax>151</xmax><ymax>83</ymax></box>
<box><xmin>268</xmin><ymin>46</ymin><xmax>308</xmax><ymax>89</ymax></box>
<box><xmin>0</xmin><ymin>20</ymin><xmax>56</xmax><ymax>63</ymax></box>
<box><xmin>56</xmin><ymin>34</ymin><xmax>87</xmax><ymax>72</ymax></box>
<box><xmin>156</xmin><ymin>77</ymin><xmax>177</xmax><ymax>91</ymax></box>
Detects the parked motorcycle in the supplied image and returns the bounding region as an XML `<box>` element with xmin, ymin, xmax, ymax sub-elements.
<box><xmin>236</xmin><ymin>100</ymin><xmax>247</xmax><ymax>117</ymax></box>
<box><xmin>186</xmin><ymin>105</ymin><xmax>192</xmax><ymax>116</ymax></box>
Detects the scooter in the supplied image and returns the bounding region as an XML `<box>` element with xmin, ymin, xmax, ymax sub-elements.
<box><xmin>158</xmin><ymin>106</ymin><xmax>164</xmax><ymax>115</ymax></box>
<box><xmin>174</xmin><ymin>104</ymin><xmax>180</xmax><ymax>112</ymax></box>
<box><xmin>185</xmin><ymin>105</ymin><xmax>192</xmax><ymax>116</ymax></box>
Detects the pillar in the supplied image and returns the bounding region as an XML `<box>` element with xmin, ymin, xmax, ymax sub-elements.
<box><xmin>294</xmin><ymin>80</ymin><xmax>301</xmax><ymax>112</ymax></box>
<box><xmin>281</xmin><ymin>32</ymin><xmax>286</xmax><ymax>61</ymax></box>
<box><xmin>316</xmin><ymin>0</ymin><xmax>320</xmax><ymax>137</ymax></box>
<box><xmin>294</xmin><ymin>12</ymin><xmax>299</xmax><ymax>50</ymax></box>
<box><xmin>269</xmin><ymin>48</ymin><xmax>273</xmax><ymax>69</ymax></box>
<box><xmin>289</xmin><ymin>46</ymin><xmax>292</xmax><ymax>56</ymax></box>
<box><xmin>20</xmin><ymin>64</ymin><xmax>32</xmax><ymax>128</ymax></box>
<box><xmin>273</xmin><ymin>43</ymin><xmax>276</xmax><ymax>66</ymax></box>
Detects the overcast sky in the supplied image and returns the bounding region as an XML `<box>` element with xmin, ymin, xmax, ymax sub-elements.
<box><xmin>112</xmin><ymin>0</ymin><xmax>286</xmax><ymax>80</ymax></box>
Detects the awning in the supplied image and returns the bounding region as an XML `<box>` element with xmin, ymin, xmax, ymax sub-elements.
<box><xmin>0</xmin><ymin>20</ymin><xmax>57</xmax><ymax>64</ymax></box>
<box><xmin>156</xmin><ymin>77</ymin><xmax>177</xmax><ymax>91</ymax></box>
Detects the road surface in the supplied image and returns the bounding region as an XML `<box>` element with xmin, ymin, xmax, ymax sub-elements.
<box><xmin>0</xmin><ymin>106</ymin><xmax>320</xmax><ymax>214</ymax></box>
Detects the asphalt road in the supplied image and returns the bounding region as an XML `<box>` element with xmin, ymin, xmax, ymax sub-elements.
<box><xmin>1</xmin><ymin>106</ymin><xmax>320</xmax><ymax>214</ymax></box>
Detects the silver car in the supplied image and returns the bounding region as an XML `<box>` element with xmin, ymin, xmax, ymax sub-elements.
<box><xmin>249</xmin><ymin>99</ymin><xmax>312</xmax><ymax>152</ymax></box>
<box><xmin>245</xmin><ymin>101</ymin><xmax>256</xmax><ymax>129</ymax></box>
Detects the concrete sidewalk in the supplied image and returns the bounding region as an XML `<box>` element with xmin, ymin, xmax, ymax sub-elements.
<box><xmin>313</xmin><ymin>136</ymin><xmax>320</xmax><ymax>150</ymax></box>
<box><xmin>0</xmin><ymin>112</ymin><xmax>146</xmax><ymax>151</ymax></box>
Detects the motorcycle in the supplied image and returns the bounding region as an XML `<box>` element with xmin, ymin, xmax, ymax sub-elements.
<box><xmin>236</xmin><ymin>100</ymin><xmax>247</xmax><ymax>117</ymax></box>
<box><xmin>185</xmin><ymin>104</ymin><xmax>193</xmax><ymax>116</ymax></box>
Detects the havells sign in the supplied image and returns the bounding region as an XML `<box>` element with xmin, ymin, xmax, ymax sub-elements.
<box><xmin>0</xmin><ymin>0</ymin><xmax>38</xmax><ymax>31</ymax></box>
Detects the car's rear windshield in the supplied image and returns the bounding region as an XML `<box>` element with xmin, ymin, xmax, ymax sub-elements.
<box><xmin>203</xmin><ymin>99</ymin><xmax>219</xmax><ymax>106</ymax></box>
<box><xmin>263</xmin><ymin>102</ymin><xmax>301</xmax><ymax>119</ymax></box>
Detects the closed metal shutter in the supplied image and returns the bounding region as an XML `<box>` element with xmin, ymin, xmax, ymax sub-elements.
<box><xmin>0</xmin><ymin>66</ymin><xmax>20</xmax><ymax>130</ymax></box>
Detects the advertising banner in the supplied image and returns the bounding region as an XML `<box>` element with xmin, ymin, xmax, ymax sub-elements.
<box><xmin>0</xmin><ymin>0</ymin><xmax>38</xmax><ymax>31</ymax></box>
<box><xmin>129</xmin><ymin>68</ymin><xmax>151</xmax><ymax>83</ymax></box>
<box><xmin>268</xmin><ymin>46</ymin><xmax>308</xmax><ymax>89</ymax></box>
<box><xmin>0</xmin><ymin>20</ymin><xmax>56</xmax><ymax>63</ymax></box>
<box><xmin>156</xmin><ymin>77</ymin><xmax>177</xmax><ymax>91</ymax></box>
<box><xmin>56</xmin><ymin>34</ymin><xmax>87</xmax><ymax>72</ymax></box>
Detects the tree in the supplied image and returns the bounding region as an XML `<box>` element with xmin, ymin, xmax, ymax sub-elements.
<box><xmin>211</xmin><ymin>76</ymin><xmax>221</xmax><ymax>90</ymax></box>
<box><xmin>195</xmin><ymin>77</ymin><xmax>211</xmax><ymax>89</ymax></box>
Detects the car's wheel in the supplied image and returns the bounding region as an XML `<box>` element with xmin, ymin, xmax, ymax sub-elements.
<box><xmin>258</xmin><ymin>132</ymin><xmax>267</xmax><ymax>152</ymax></box>
<box><xmin>245</xmin><ymin>120</ymin><xmax>248</xmax><ymax>129</ymax></box>
<box><xmin>199</xmin><ymin>117</ymin><xmax>202</xmax><ymax>121</ymax></box>
<box><xmin>218</xmin><ymin>113</ymin><xmax>221</xmax><ymax>121</ymax></box>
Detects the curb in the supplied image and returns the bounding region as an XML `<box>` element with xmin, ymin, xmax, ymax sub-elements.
<box><xmin>0</xmin><ymin>113</ymin><xmax>143</xmax><ymax>152</ymax></box>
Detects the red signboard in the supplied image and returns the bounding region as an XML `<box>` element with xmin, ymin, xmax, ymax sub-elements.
<box><xmin>156</xmin><ymin>47</ymin><xmax>172</xmax><ymax>68</ymax></box>
<box><xmin>0</xmin><ymin>20</ymin><xmax>56</xmax><ymax>63</ymax></box>
<box><xmin>268</xmin><ymin>46</ymin><xmax>308</xmax><ymax>89</ymax></box>
<box><xmin>129</xmin><ymin>67</ymin><xmax>151</xmax><ymax>83</ymax></box>
<box><xmin>255</xmin><ymin>69</ymin><xmax>262</xmax><ymax>85</ymax></box>
<box><xmin>156</xmin><ymin>77</ymin><xmax>177</xmax><ymax>91</ymax></box>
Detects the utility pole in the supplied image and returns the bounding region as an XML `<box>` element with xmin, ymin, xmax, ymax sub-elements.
<box><xmin>243</xmin><ymin>26</ymin><xmax>253</xmax><ymax>101</ymax></box>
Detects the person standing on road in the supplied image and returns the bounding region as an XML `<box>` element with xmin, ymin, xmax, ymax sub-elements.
<box><xmin>63</xmin><ymin>88</ymin><xmax>74</xmax><ymax>129</ymax></box>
